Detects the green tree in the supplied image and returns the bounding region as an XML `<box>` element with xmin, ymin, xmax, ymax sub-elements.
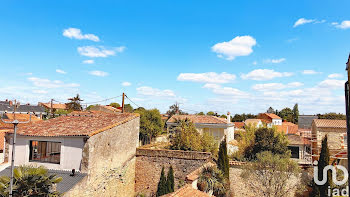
<box><xmin>197</xmin><ymin>166</ymin><xmax>229</xmax><ymax>197</ymax></box>
<box><xmin>170</xmin><ymin>119</ymin><xmax>217</xmax><ymax>154</ymax></box>
<box><xmin>134</xmin><ymin>108</ymin><xmax>163</xmax><ymax>145</ymax></box>
<box><xmin>292</xmin><ymin>103</ymin><xmax>299</xmax><ymax>124</ymax></box>
<box><xmin>217</xmin><ymin>137</ymin><xmax>229</xmax><ymax>179</ymax></box>
<box><xmin>278</xmin><ymin>107</ymin><xmax>293</xmax><ymax>122</ymax></box>
<box><xmin>0</xmin><ymin>165</ymin><xmax>62</xmax><ymax>197</ymax></box>
<box><xmin>267</xmin><ymin>107</ymin><xmax>275</xmax><ymax>114</ymax></box>
<box><xmin>245</xmin><ymin>127</ymin><xmax>290</xmax><ymax>160</ymax></box>
<box><xmin>124</xmin><ymin>104</ymin><xmax>133</xmax><ymax>112</ymax></box>
<box><xmin>311</xmin><ymin>136</ymin><xmax>332</xmax><ymax>197</ymax></box>
<box><xmin>166</xmin><ymin>166</ymin><xmax>175</xmax><ymax>193</ymax></box>
<box><xmin>86</xmin><ymin>105</ymin><xmax>95</xmax><ymax>110</ymax></box>
<box><xmin>156</xmin><ymin>167</ymin><xmax>167</xmax><ymax>197</ymax></box>
<box><xmin>241</xmin><ymin>151</ymin><xmax>301</xmax><ymax>197</ymax></box>
<box><xmin>206</xmin><ymin>111</ymin><xmax>215</xmax><ymax>116</ymax></box>
<box><xmin>66</xmin><ymin>94</ymin><xmax>83</xmax><ymax>111</ymax></box>
<box><xmin>166</xmin><ymin>104</ymin><xmax>187</xmax><ymax>117</ymax></box>
<box><xmin>109</xmin><ymin>102</ymin><xmax>120</xmax><ymax>108</ymax></box>
<box><xmin>220</xmin><ymin>114</ymin><xmax>227</xmax><ymax>119</ymax></box>
<box><xmin>197</xmin><ymin>112</ymin><xmax>205</xmax><ymax>115</ymax></box>
<box><xmin>317</xmin><ymin>113</ymin><xmax>346</xmax><ymax>120</ymax></box>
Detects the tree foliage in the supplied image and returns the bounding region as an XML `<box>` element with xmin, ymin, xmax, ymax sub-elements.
<box><xmin>156</xmin><ymin>167</ymin><xmax>167</xmax><ymax>197</ymax></box>
<box><xmin>217</xmin><ymin>138</ymin><xmax>229</xmax><ymax>179</ymax></box>
<box><xmin>166</xmin><ymin>166</ymin><xmax>175</xmax><ymax>193</ymax></box>
<box><xmin>66</xmin><ymin>94</ymin><xmax>83</xmax><ymax>111</ymax></box>
<box><xmin>134</xmin><ymin>108</ymin><xmax>163</xmax><ymax>145</ymax></box>
<box><xmin>317</xmin><ymin>113</ymin><xmax>346</xmax><ymax>120</ymax></box>
<box><xmin>232</xmin><ymin>125</ymin><xmax>257</xmax><ymax>161</ymax></box>
<box><xmin>0</xmin><ymin>165</ymin><xmax>62</xmax><ymax>197</ymax></box>
<box><xmin>166</xmin><ymin>104</ymin><xmax>187</xmax><ymax>117</ymax></box>
<box><xmin>109</xmin><ymin>102</ymin><xmax>120</xmax><ymax>108</ymax></box>
<box><xmin>197</xmin><ymin>166</ymin><xmax>229</xmax><ymax>197</ymax></box>
<box><xmin>310</xmin><ymin>135</ymin><xmax>332</xmax><ymax>197</ymax></box>
<box><xmin>292</xmin><ymin>103</ymin><xmax>299</xmax><ymax>124</ymax></box>
<box><xmin>278</xmin><ymin>107</ymin><xmax>294</xmax><ymax>122</ymax></box>
<box><xmin>244</xmin><ymin>127</ymin><xmax>290</xmax><ymax>160</ymax></box>
<box><xmin>231</xmin><ymin>113</ymin><xmax>257</xmax><ymax>122</ymax></box>
<box><xmin>241</xmin><ymin>151</ymin><xmax>301</xmax><ymax>197</ymax></box>
<box><xmin>170</xmin><ymin>119</ymin><xmax>217</xmax><ymax>154</ymax></box>
<box><xmin>124</xmin><ymin>104</ymin><xmax>133</xmax><ymax>113</ymax></box>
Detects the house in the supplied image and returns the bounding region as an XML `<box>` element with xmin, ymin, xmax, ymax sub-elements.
<box><xmin>0</xmin><ymin>101</ymin><xmax>46</xmax><ymax>118</ymax></box>
<box><xmin>88</xmin><ymin>104</ymin><xmax>121</xmax><ymax>113</ymax></box>
<box><xmin>166</xmin><ymin>113</ymin><xmax>234</xmax><ymax>143</ymax></box>
<box><xmin>311</xmin><ymin>119</ymin><xmax>347</xmax><ymax>163</ymax></box>
<box><xmin>275</xmin><ymin>122</ymin><xmax>299</xmax><ymax>135</ymax></box>
<box><xmin>244</xmin><ymin>119</ymin><xmax>263</xmax><ymax>128</ymax></box>
<box><xmin>287</xmin><ymin>134</ymin><xmax>311</xmax><ymax>164</ymax></box>
<box><xmin>257</xmin><ymin>113</ymin><xmax>282</xmax><ymax>126</ymax></box>
<box><xmin>3</xmin><ymin>111</ymin><xmax>140</xmax><ymax>196</ymax></box>
<box><xmin>298</xmin><ymin>115</ymin><xmax>318</xmax><ymax>129</ymax></box>
<box><xmin>233</xmin><ymin>122</ymin><xmax>244</xmax><ymax>130</ymax></box>
<box><xmin>39</xmin><ymin>102</ymin><xmax>68</xmax><ymax>111</ymax></box>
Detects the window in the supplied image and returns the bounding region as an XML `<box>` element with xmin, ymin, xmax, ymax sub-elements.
<box><xmin>29</xmin><ymin>141</ymin><xmax>61</xmax><ymax>164</ymax></box>
<box><xmin>288</xmin><ymin>146</ymin><xmax>299</xmax><ymax>159</ymax></box>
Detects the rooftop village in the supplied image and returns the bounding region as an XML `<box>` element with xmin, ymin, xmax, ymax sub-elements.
<box><xmin>0</xmin><ymin>96</ymin><xmax>347</xmax><ymax>197</ymax></box>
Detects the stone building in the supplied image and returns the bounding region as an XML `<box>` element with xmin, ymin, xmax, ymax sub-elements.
<box><xmin>3</xmin><ymin>111</ymin><xmax>140</xmax><ymax>196</ymax></box>
<box><xmin>311</xmin><ymin>119</ymin><xmax>347</xmax><ymax>163</ymax></box>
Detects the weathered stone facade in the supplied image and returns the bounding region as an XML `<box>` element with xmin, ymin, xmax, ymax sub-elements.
<box><xmin>135</xmin><ymin>148</ymin><xmax>212</xmax><ymax>196</ymax></box>
<box><xmin>65</xmin><ymin>116</ymin><xmax>140</xmax><ymax>197</ymax></box>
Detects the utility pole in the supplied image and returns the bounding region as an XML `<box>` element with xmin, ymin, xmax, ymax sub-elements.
<box><xmin>345</xmin><ymin>54</ymin><xmax>350</xmax><ymax>190</ymax></box>
<box><xmin>122</xmin><ymin>93</ymin><xmax>125</xmax><ymax>113</ymax></box>
<box><xmin>1</xmin><ymin>100</ymin><xmax>31</xmax><ymax>197</ymax></box>
<box><xmin>50</xmin><ymin>98</ymin><xmax>53</xmax><ymax>118</ymax></box>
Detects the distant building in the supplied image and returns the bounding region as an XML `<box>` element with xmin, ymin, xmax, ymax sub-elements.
<box><xmin>298</xmin><ymin>115</ymin><xmax>318</xmax><ymax>129</ymax></box>
<box><xmin>287</xmin><ymin>134</ymin><xmax>311</xmax><ymax>164</ymax></box>
<box><xmin>167</xmin><ymin>114</ymin><xmax>234</xmax><ymax>143</ymax></box>
<box><xmin>244</xmin><ymin>119</ymin><xmax>263</xmax><ymax>128</ymax></box>
<box><xmin>258</xmin><ymin>113</ymin><xmax>282</xmax><ymax>126</ymax></box>
<box><xmin>88</xmin><ymin>104</ymin><xmax>121</xmax><ymax>113</ymax></box>
<box><xmin>311</xmin><ymin>119</ymin><xmax>347</xmax><ymax>164</ymax></box>
<box><xmin>39</xmin><ymin>102</ymin><xmax>68</xmax><ymax>111</ymax></box>
<box><xmin>0</xmin><ymin>100</ymin><xmax>45</xmax><ymax>118</ymax></box>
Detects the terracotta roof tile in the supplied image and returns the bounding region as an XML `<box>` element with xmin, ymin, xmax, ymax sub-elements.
<box><xmin>263</xmin><ymin>113</ymin><xmax>282</xmax><ymax>119</ymax></box>
<box><xmin>287</xmin><ymin>134</ymin><xmax>310</xmax><ymax>145</ymax></box>
<box><xmin>313</xmin><ymin>119</ymin><xmax>347</xmax><ymax>129</ymax></box>
<box><xmin>244</xmin><ymin>119</ymin><xmax>261</xmax><ymax>126</ymax></box>
<box><xmin>162</xmin><ymin>185</ymin><xmax>212</xmax><ymax>197</ymax></box>
<box><xmin>8</xmin><ymin>112</ymin><xmax>139</xmax><ymax>137</ymax></box>
<box><xmin>40</xmin><ymin>103</ymin><xmax>67</xmax><ymax>110</ymax></box>
<box><xmin>275</xmin><ymin>122</ymin><xmax>299</xmax><ymax>135</ymax></box>
<box><xmin>233</xmin><ymin>122</ymin><xmax>244</xmax><ymax>129</ymax></box>
<box><xmin>167</xmin><ymin>115</ymin><xmax>227</xmax><ymax>124</ymax></box>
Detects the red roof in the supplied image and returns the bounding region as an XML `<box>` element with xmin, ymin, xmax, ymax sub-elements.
<box><xmin>40</xmin><ymin>102</ymin><xmax>68</xmax><ymax>110</ymax></box>
<box><xmin>8</xmin><ymin>111</ymin><xmax>139</xmax><ymax>137</ymax></box>
<box><xmin>263</xmin><ymin>113</ymin><xmax>282</xmax><ymax>119</ymax></box>
<box><xmin>162</xmin><ymin>185</ymin><xmax>211</xmax><ymax>197</ymax></box>
<box><xmin>275</xmin><ymin>122</ymin><xmax>298</xmax><ymax>134</ymax></box>
<box><xmin>313</xmin><ymin>119</ymin><xmax>347</xmax><ymax>129</ymax></box>
<box><xmin>233</xmin><ymin>122</ymin><xmax>244</xmax><ymax>129</ymax></box>
<box><xmin>167</xmin><ymin>115</ymin><xmax>228</xmax><ymax>124</ymax></box>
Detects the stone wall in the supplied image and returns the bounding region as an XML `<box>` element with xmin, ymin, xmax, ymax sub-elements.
<box><xmin>65</xmin><ymin>116</ymin><xmax>140</xmax><ymax>197</ymax></box>
<box><xmin>135</xmin><ymin>148</ymin><xmax>212</xmax><ymax>196</ymax></box>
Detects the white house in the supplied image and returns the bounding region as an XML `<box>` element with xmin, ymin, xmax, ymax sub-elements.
<box><xmin>166</xmin><ymin>113</ymin><xmax>235</xmax><ymax>143</ymax></box>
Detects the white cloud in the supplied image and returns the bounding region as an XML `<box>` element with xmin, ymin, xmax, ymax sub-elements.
<box><xmin>302</xmin><ymin>70</ymin><xmax>321</xmax><ymax>75</ymax></box>
<box><xmin>241</xmin><ymin>69</ymin><xmax>293</xmax><ymax>81</ymax></box>
<box><xmin>294</xmin><ymin>18</ymin><xmax>315</xmax><ymax>27</ymax></box>
<box><xmin>83</xmin><ymin>59</ymin><xmax>95</xmax><ymax>64</ymax></box>
<box><xmin>27</xmin><ymin>77</ymin><xmax>80</xmax><ymax>88</ymax></box>
<box><xmin>77</xmin><ymin>46</ymin><xmax>126</xmax><ymax>58</ymax></box>
<box><xmin>264</xmin><ymin>58</ymin><xmax>286</xmax><ymax>64</ymax></box>
<box><xmin>328</xmin><ymin>73</ymin><xmax>343</xmax><ymax>78</ymax></box>
<box><xmin>332</xmin><ymin>20</ymin><xmax>350</xmax><ymax>29</ymax></box>
<box><xmin>203</xmin><ymin>83</ymin><xmax>249</xmax><ymax>97</ymax></box>
<box><xmin>88</xmin><ymin>70</ymin><xmax>109</xmax><ymax>77</ymax></box>
<box><xmin>56</xmin><ymin>69</ymin><xmax>66</xmax><ymax>74</ymax></box>
<box><xmin>122</xmin><ymin>82</ymin><xmax>132</xmax><ymax>87</ymax></box>
<box><xmin>177</xmin><ymin>72</ymin><xmax>236</xmax><ymax>84</ymax></box>
<box><xmin>318</xmin><ymin>79</ymin><xmax>345</xmax><ymax>89</ymax></box>
<box><xmin>211</xmin><ymin>36</ymin><xmax>256</xmax><ymax>60</ymax></box>
<box><xmin>252</xmin><ymin>82</ymin><xmax>303</xmax><ymax>91</ymax></box>
<box><xmin>63</xmin><ymin>28</ymin><xmax>100</xmax><ymax>42</ymax></box>
<box><xmin>137</xmin><ymin>86</ymin><xmax>176</xmax><ymax>97</ymax></box>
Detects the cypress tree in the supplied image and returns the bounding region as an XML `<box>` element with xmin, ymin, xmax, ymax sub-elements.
<box><xmin>217</xmin><ymin>137</ymin><xmax>229</xmax><ymax>178</ymax></box>
<box><xmin>156</xmin><ymin>167</ymin><xmax>167</xmax><ymax>197</ymax></box>
<box><xmin>166</xmin><ymin>166</ymin><xmax>175</xmax><ymax>193</ymax></box>
<box><xmin>318</xmin><ymin>135</ymin><xmax>332</xmax><ymax>197</ymax></box>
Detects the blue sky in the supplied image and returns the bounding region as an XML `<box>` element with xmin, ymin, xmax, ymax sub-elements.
<box><xmin>0</xmin><ymin>0</ymin><xmax>349</xmax><ymax>114</ymax></box>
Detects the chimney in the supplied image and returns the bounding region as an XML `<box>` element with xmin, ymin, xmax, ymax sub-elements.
<box><xmin>227</xmin><ymin>112</ymin><xmax>231</xmax><ymax>124</ymax></box>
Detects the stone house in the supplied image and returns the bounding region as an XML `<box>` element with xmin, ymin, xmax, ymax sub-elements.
<box><xmin>166</xmin><ymin>114</ymin><xmax>234</xmax><ymax>143</ymax></box>
<box><xmin>3</xmin><ymin>111</ymin><xmax>140</xmax><ymax>196</ymax></box>
<box><xmin>257</xmin><ymin>113</ymin><xmax>282</xmax><ymax>126</ymax></box>
<box><xmin>287</xmin><ymin>134</ymin><xmax>311</xmax><ymax>164</ymax></box>
<box><xmin>311</xmin><ymin>119</ymin><xmax>347</xmax><ymax>163</ymax></box>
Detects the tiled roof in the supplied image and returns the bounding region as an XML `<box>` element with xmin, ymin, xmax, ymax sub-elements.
<box><xmin>40</xmin><ymin>103</ymin><xmax>67</xmax><ymax>110</ymax></box>
<box><xmin>0</xmin><ymin>105</ymin><xmax>45</xmax><ymax>113</ymax></box>
<box><xmin>298</xmin><ymin>115</ymin><xmax>318</xmax><ymax>129</ymax></box>
<box><xmin>233</xmin><ymin>122</ymin><xmax>244</xmax><ymax>129</ymax></box>
<box><xmin>244</xmin><ymin>119</ymin><xmax>261</xmax><ymax>126</ymax></box>
<box><xmin>4</xmin><ymin>113</ymin><xmax>41</xmax><ymax>122</ymax></box>
<box><xmin>275</xmin><ymin>122</ymin><xmax>299</xmax><ymax>135</ymax></box>
<box><xmin>8</xmin><ymin>111</ymin><xmax>139</xmax><ymax>137</ymax></box>
<box><xmin>313</xmin><ymin>119</ymin><xmax>347</xmax><ymax>129</ymax></box>
<box><xmin>167</xmin><ymin>115</ymin><xmax>227</xmax><ymax>124</ymax></box>
<box><xmin>162</xmin><ymin>184</ymin><xmax>212</xmax><ymax>197</ymax></box>
<box><xmin>263</xmin><ymin>113</ymin><xmax>282</xmax><ymax>119</ymax></box>
<box><xmin>287</xmin><ymin>134</ymin><xmax>310</xmax><ymax>145</ymax></box>
<box><xmin>0</xmin><ymin>167</ymin><xmax>87</xmax><ymax>193</ymax></box>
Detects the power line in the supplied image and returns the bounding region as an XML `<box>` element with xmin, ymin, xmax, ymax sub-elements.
<box><xmin>125</xmin><ymin>95</ymin><xmax>141</xmax><ymax>108</ymax></box>
<box><xmin>81</xmin><ymin>95</ymin><xmax>123</xmax><ymax>105</ymax></box>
